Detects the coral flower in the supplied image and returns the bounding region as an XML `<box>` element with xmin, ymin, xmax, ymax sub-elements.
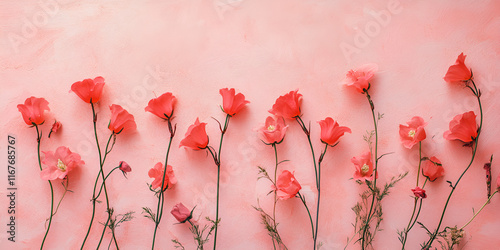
<box><xmin>40</xmin><ymin>146</ymin><xmax>85</xmax><ymax>180</ymax></box>
<box><xmin>108</xmin><ymin>104</ymin><xmax>137</xmax><ymax>134</ymax></box>
<box><xmin>399</xmin><ymin>116</ymin><xmax>427</xmax><ymax>149</ymax></box>
<box><xmin>148</xmin><ymin>162</ymin><xmax>177</xmax><ymax>190</ymax></box>
<box><xmin>443</xmin><ymin>111</ymin><xmax>478</xmax><ymax>142</ymax></box>
<box><xmin>258</xmin><ymin>116</ymin><xmax>288</xmax><ymax>145</ymax></box>
<box><xmin>220</xmin><ymin>88</ymin><xmax>250</xmax><ymax>116</ymax></box>
<box><xmin>17</xmin><ymin>96</ymin><xmax>50</xmax><ymax>125</ymax></box>
<box><xmin>48</xmin><ymin>121</ymin><xmax>62</xmax><ymax>138</ymax></box>
<box><xmin>71</xmin><ymin>76</ymin><xmax>105</xmax><ymax>103</ymax></box>
<box><xmin>119</xmin><ymin>161</ymin><xmax>132</xmax><ymax>173</ymax></box>
<box><xmin>145</xmin><ymin>92</ymin><xmax>176</xmax><ymax>119</ymax></box>
<box><xmin>497</xmin><ymin>173</ymin><xmax>500</xmax><ymax>191</ymax></box>
<box><xmin>344</xmin><ymin>64</ymin><xmax>378</xmax><ymax>93</ymax></box>
<box><xmin>443</xmin><ymin>53</ymin><xmax>472</xmax><ymax>83</ymax></box>
<box><xmin>318</xmin><ymin>117</ymin><xmax>351</xmax><ymax>146</ymax></box>
<box><xmin>411</xmin><ymin>187</ymin><xmax>427</xmax><ymax>199</ymax></box>
<box><xmin>275</xmin><ymin>170</ymin><xmax>302</xmax><ymax>200</ymax></box>
<box><xmin>352</xmin><ymin>152</ymin><xmax>376</xmax><ymax>181</ymax></box>
<box><xmin>269</xmin><ymin>90</ymin><xmax>302</xmax><ymax>119</ymax></box>
<box><xmin>179</xmin><ymin>118</ymin><xmax>209</xmax><ymax>150</ymax></box>
<box><xmin>422</xmin><ymin>156</ymin><xmax>445</xmax><ymax>182</ymax></box>
<box><xmin>171</xmin><ymin>203</ymin><xmax>192</xmax><ymax>223</ymax></box>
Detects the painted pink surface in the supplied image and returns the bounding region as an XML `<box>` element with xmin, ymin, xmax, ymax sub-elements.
<box><xmin>1</xmin><ymin>0</ymin><xmax>500</xmax><ymax>249</ymax></box>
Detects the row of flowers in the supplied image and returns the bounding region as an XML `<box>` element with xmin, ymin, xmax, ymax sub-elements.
<box><xmin>17</xmin><ymin>52</ymin><xmax>497</xmax><ymax>249</ymax></box>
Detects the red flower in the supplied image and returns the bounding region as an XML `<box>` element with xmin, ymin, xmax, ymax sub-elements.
<box><xmin>171</xmin><ymin>203</ymin><xmax>192</xmax><ymax>223</ymax></box>
<box><xmin>269</xmin><ymin>90</ymin><xmax>302</xmax><ymax>119</ymax></box>
<box><xmin>352</xmin><ymin>152</ymin><xmax>377</xmax><ymax>181</ymax></box>
<box><xmin>318</xmin><ymin>117</ymin><xmax>351</xmax><ymax>146</ymax></box>
<box><xmin>119</xmin><ymin>161</ymin><xmax>132</xmax><ymax>173</ymax></box>
<box><xmin>48</xmin><ymin>121</ymin><xmax>62</xmax><ymax>138</ymax></box>
<box><xmin>411</xmin><ymin>187</ymin><xmax>427</xmax><ymax>199</ymax></box>
<box><xmin>344</xmin><ymin>64</ymin><xmax>378</xmax><ymax>93</ymax></box>
<box><xmin>148</xmin><ymin>162</ymin><xmax>177</xmax><ymax>190</ymax></box>
<box><xmin>443</xmin><ymin>53</ymin><xmax>472</xmax><ymax>83</ymax></box>
<box><xmin>180</xmin><ymin>118</ymin><xmax>209</xmax><ymax>150</ymax></box>
<box><xmin>258</xmin><ymin>116</ymin><xmax>288</xmax><ymax>145</ymax></box>
<box><xmin>422</xmin><ymin>156</ymin><xmax>445</xmax><ymax>182</ymax></box>
<box><xmin>443</xmin><ymin>111</ymin><xmax>478</xmax><ymax>142</ymax></box>
<box><xmin>40</xmin><ymin>146</ymin><xmax>85</xmax><ymax>180</ymax></box>
<box><xmin>145</xmin><ymin>92</ymin><xmax>176</xmax><ymax>119</ymax></box>
<box><xmin>496</xmin><ymin>172</ymin><xmax>500</xmax><ymax>191</ymax></box>
<box><xmin>220</xmin><ymin>88</ymin><xmax>250</xmax><ymax>116</ymax></box>
<box><xmin>71</xmin><ymin>76</ymin><xmax>105</xmax><ymax>103</ymax></box>
<box><xmin>399</xmin><ymin>116</ymin><xmax>427</xmax><ymax>149</ymax></box>
<box><xmin>275</xmin><ymin>170</ymin><xmax>302</xmax><ymax>200</ymax></box>
<box><xmin>108</xmin><ymin>104</ymin><xmax>137</xmax><ymax>134</ymax></box>
<box><xmin>17</xmin><ymin>96</ymin><xmax>50</xmax><ymax>125</ymax></box>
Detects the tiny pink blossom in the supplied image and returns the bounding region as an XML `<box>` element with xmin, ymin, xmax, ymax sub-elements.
<box><xmin>40</xmin><ymin>146</ymin><xmax>85</xmax><ymax>180</ymax></box>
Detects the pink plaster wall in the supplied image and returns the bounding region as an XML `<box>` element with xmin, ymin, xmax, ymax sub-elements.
<box><xmin>1</xmin><ymin>0</ymin><xmax>500</xmax><ymax>249</ymax></box>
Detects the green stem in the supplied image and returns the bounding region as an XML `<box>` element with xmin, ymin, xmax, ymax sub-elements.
<box><xmin>51</xmin><ymin>177</ymin><xmax>70</xmax><ymax>217</ymax></box>
<box><xmin>272</xmin><ymin>143</ymin><xmax>279</xmax><ymax>250</ymax></box>
<box><xmin>36</xmin><ymin>125</ymin><xmax>54</xmax><ymax>250</ymax></box>
<box><xmin>298</xmin><ymin>192</ymin><xmax>315</xmax><ymax>239</ymax></box>
<box><xmin>152</xmin><ymin>119</ymin><xmax>175</xmax><ymax>250</ymax></box>
<box><xmin>313</xmin><ymin>144</ymin><xmax>328</xmax><ymax>250</ymax></box>
<box><xmin>361</xmin><ymin>91</ymin><xmax>379</xmax><ymax>250</ymax></box>
<box><xmin>424</xmin><ymin>80</ymin><xmax>483</xmax><ymax>248</ymax></box>
<box><xmin>459</xmin><ymin>190</ymin><xmax>498</xmax><ymax>230</ymax></box>
<box><xmin>95</xmin><ymin>167</ymin><xmax>120</xmax><ymax>200</ymax></box>
<box><xmin>296</xmin><ymin>117</ymin><xmax>319</xmax><ymax>188</ymax></box>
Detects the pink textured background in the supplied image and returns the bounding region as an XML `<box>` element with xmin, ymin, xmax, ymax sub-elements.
<box><xmin>1</xmin><ymin>0</ymin><xmax>500</xmax><ymax>249</ymax></box>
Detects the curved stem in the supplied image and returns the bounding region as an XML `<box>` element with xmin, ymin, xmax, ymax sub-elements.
<box><xmin>296</xmin><ymin>117</ymin><xmax>319</xmax><ymax>188</ymax></box>
<box><xmin>313</xmin><ymin>145</ymin><xmax>328</xmax><ymax>250</ymax></box>
<box><xmin>459</xmin><ymin>190</ymin><xmax>498</xmax><ymax>230</ymax></box>
<box><xmin>95</xmin><ymin>167</ymin><xmax>120</xmax><ymax>200</ymax></box>
<box><xmin>424</xmin><ymin>81</ymin><xmax>483</xmax><ymax>248</ymax></box>
<box><xmin>298</xmin><ymin>192</ymin><xmax>315</xmax><ymax>239</ymax></box>
<box><xmin>52</xmin><ymin>177</ymin><xmax>70</xmax><ymax>217</ymax></box>
<box><xmin>36</xmin><ymin>125</ymin><xmax>54</xmax><ymax>250</ymax></box>
<box><xmin>272</xmin><ymin>143</ymin><xmax>279</xmax><ymax>250</ymax></box>
<box><xmin>361</xmin><ymin>91</ymin><xmax>379</xmax><ymax>249</ymax></box>
<box><xmin>152</xmin><ymin>119</ymin><xmax>175</xmax><ymax>250</ymax></box>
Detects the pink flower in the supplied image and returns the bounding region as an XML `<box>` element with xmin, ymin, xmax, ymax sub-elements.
<box><xmin>17</xmin><ymin>96</ymin><xmax>50</xmax><ymax>125</ymax></box>
<box><xmin>422</xmin><ymin>156</ymin><xmax>445</xmax><ymax>182</ymax></box>
<box><xmin>443</xmin><ymin>111</ymin><xmax>478</xmax><ymax>142</ymax></box>
<box><xmin>269</xmin><ymin>90</ymin><xmax>302</xmax><ymax>119</ymax></box>
<box><xmin>318</xmin><ymin>117</ymin><xmax>351</xmax><ymax>146</ymax></box>
<box><xmin>71</xmin><ymin>76</ymin><xmax>105</xmax><ymax>103</ymax></box>
<box><xmin>179</xmin><ymin>118</ymin><xmax>209</xmax><ymax>150</ymax></box>
<box><xmin>352</xmin><ymin>152</ymin><xmax>377</xmax><ymax>181</ymax></box>
<box><xmin>443</xmin><ymin>53</ymin><xmax>472</xmax><ymax>83</ymax></box>
<box><xmin>48</xmin><ymin>121</ymin><xmax>62</xmax><ymax>138</ymax></box>
<box><xmin>345</xmin><ymin>64</ymin><xmax>378</xmax><ymax>93</ymax></box>
<box><xmin>275</xmin><ymin>170</ymin><xmax>302</xmax><ymax>200</ymax></box>
<box><xmin>145</xmin><ymin>92</ymin><xmax>176</xmax><ymax>119</ymax></box>
<box><xmin>258</xmin><ymin>116</ymin><xmax>288</xmax><ymax>145</ymax></box>
<box><xmin>171</xmin><ymin>203</ymin><xmax>192</xmax><ymax>223</ymax></box>
<box><xmin>40</xmin><ymin>146</ymin><xmax>85</xmax><ymax>180</ymax></box>
<box><xmin>119</xmin><ymin>161</ymin><xmax>132</xmax><ymax>173</ymax></box>
<box><xmin>412</xmin><ymin>187</ymin><xmax>427</xmax><ymax>199</ymax></box>
<box><xmin>220</xmin><ymin>88</ymin><xmax>250</xmax><ymax>116</ymax></box>
<box><xmin>399</xmin><ymin>116</ymin><xmax>427</xmax><ymax>149</ymax></box>
<box><xmin>108</xmin><ymin>104</ymin><xmax>137</xmax><ymax>134</ymax></box>
<box><xmin>148</xmin><ymin>162</ymin><xmax>177</xmax><ymax>190</ymax></box>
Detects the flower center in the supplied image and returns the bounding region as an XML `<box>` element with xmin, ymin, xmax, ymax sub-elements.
<box><xmin>361</xmin><ymin>164</ymin><xmax>369</xmax><ymax>174</ymax></box>
<box><xmin>57</xmin><ymin>159</ymin><xmax>67</xmax><ymax>172</ymax></box>
<box><xmin>267</xmin><ymin>125</ymin><xmax>275</xmax><ymax>131</ymax></box>
<box><xmin>408</xmin><ymin>130</ymin><xmax>416</xmax><ymax>138</ymax></box>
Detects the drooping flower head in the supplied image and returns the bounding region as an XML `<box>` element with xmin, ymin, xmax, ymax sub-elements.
<box><xmin>17</xmin><ymin>96</ymin><xmax>50</xmax><ymax>126</ymax></box>
<box><xmin>345</xmin><ymin>64</ymin><xmax>378</xmax><ymax>93</ymax></box>
<box><xmin>171</xmin><ymin>203</ymin><xmax>193</xmax><ymax>223</ymax></box>
<box><xmin>269</xmin><ymin>90</ymin><xmax>302</xmax><ymax>119</ymax></box>
<box><xmin>40</xmin><ymin>146</ymin><xmax>85</xmax><ymax>180</ymax></box>
<box><xmin>118</xmin><ymin>161</ymin><xmax>132</xmax><ymax>175</ymax></box>
<box><xmin>258</xmin><ymin>116</ymin><xmax>288</xmax><ymax>145</ymax></box>
<box><xmin>275</xmin><ymin>170</ymin><xmax>302</xmax><ymax>200</ymax></box>
<box><xmin>48</xmin><ymin>121</ymin><xmax>62</xmax><ymax>138</ymax></box>
<box><xmin>71</xmin><ymin>76</ymin><xmax>105</xmax><ymax>103</ymax></box>
<box><xmin>148</xmin><ymin>162</ymin><xmax>177</xmax><ymax>190</ymax></box>
<box><xmin>443</xmin><ymin>53</ymin><xmax>472</xmax><ymax>83</ymax></box>
<box><xmin>352</xmin><ymin>152</ymin><xmax>376</xmax><ymax>181</ymax></box>
<box><xmin>422</xmin><ymin>156</ymin><xmax>445</xmax><ymax>182</ymax></box>
<box><xmin>412</xmin><ymin>187</ymin><xmax>427</xmax><ymax>199</ymax></box>
<box><xmin>145</xmin><ymin>92</ymin><xmax>176</xmax><ymax>119</ymax></box>
<box><xmin>179</xmin><ymin>118</ymin><xmax>209</xmax><ymax>150</ymax></box>
<box><xmin>443</xmin><ymin>111</ymin><xmax>478</xmax><ymax>142</ymax></box>
<box><xmin>497</xmin><ymin>172</ymin><xmax>500</xmax><ymax>191</ymax></box>
<box><xmin>318</xmin><ymin>117</ymin><xmax>351</xmax><ymax>146</ymax></box>
<box><xmin>220</xmin><ymin>88</ymin><xmax>250</xmax><ymax>116</ymax></box>
<box><xmin>108</xmin><ymin>104</ymin><xmax>137</xmax><ymax>134</ymax></box>
<box><xmin>399</xmin><ymin>116</ymin><xmax>427</xmax><ymax>149</ymax></box>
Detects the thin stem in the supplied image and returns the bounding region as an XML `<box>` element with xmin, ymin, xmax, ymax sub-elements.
<box><xmin>296</xmin><ymin>117</ymin><xmax>319</xmax><ymax>188</ymax></box>
<box><xmin>424</xmin><ymin>80</ymin><xmax>483</xmax><ymax>248</ymax></box>
<box><xmin>272</xmin><ymin>143</ymin><xmax>279</xmax><ymax>250</ymax></box>
<box><xmin>361</xmin><ymin>91</ymin><xmax>379</xmax><ymax>250</ymax></box>
<box><xmin>416</xmin><ymin>142</ymin><xmax>422</xmax><ymax>187</ymax></box>
<box><xmin>95</xmin><ymin>167</ymin><xmax>120</xmax><ymax>200</ymax></box>
<box><xmin>152</xmin><ymin>119</ymin><xmax>175</xmax><ymax>250</ymax></box>
<box><xmin>459</xmin><ymin>190</ymin><xmax>498</xmax><ymax>230</ymax></box>
<box><xmin>36</xmin><ymin>125</ymin><xmax>54</xmax><ymax>250</ymax></box>
<box><xmin>52</xmin><ymin>177</ymin><xmax>70</xmax><ymax>217</ymax></box>
<box><xmin>313</xmin><ymin>144</ymin><xmax>328</xmax><ymax>250</ymax></box>
<box><xmin>298</xmin><ymin>192</ymin><xmax>315</xmax><ymax>239</ymax></box>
